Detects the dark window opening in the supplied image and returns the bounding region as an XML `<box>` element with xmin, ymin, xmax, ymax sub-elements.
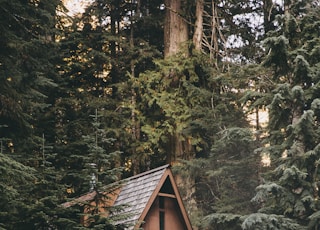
<box><xmin>160</xmin><ymin>211</ymin><xmax>165</xmax><ymax>230</ymax></box>
<box><xmin>160</xmin><ymin>177</ymin><xmax>174</xmax><ymax>194</ymax></box>
<box><xmin>159</xmin><ymin>196</ymin><xmax>165</xmax><ymax>230</ymax></box>
<box><xmin>159</xmin><ymin>196</ymin><xmax>165</xmax><ymax>209</ymax></box>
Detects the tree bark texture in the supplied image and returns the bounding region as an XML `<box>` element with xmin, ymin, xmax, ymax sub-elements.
<box><xmin>193</xmin><ymin>0</ymin><xmax>204</xmax><ymax>51</ymax></box>
<box><xmin>164</xmin><ymin>0</ymin><xmax>188</xmax><ymax>58</ymax></box>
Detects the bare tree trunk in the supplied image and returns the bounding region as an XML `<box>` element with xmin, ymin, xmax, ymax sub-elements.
<box><xmin>130</xmin><ymin>0</ymin><xmax>142</xmax><ymax>175</ymax></box>
<box><xmin>202</xmin><ymin>0</ymin><xmax>227</xmax><ymax>69</ymax></box>
<box><xmin>263</xmin><ymin>0</ymin><xmax>274</xmax><ymax>33</ymax></box>
<box><xmin>210</xmin><ymin>1</ymin><xmax>219</xmax><ymax>68</ymax></box>
<box><xmin>193</xmin><ymin>0</ymin><xmax>204</xmax><ymax>51</ymax></box>
<box><xmin>284</xmin><ymin>0</ymin><xmax>289</xmax><ymax>17</ymax></box>
<box><xmin>164</xmin><ymin>0</ymin><xmax>189</xmax><ymax>57</ymax></box>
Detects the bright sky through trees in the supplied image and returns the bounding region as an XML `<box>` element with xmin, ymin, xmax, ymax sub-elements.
<box><xmin>63</xmin><ymin>0</ymin><xmax>93</xmax><ymax>16</ymax></box>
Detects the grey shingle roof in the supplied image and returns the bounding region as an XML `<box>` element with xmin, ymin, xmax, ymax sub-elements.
<box><xmin>62</xmin><ymin>164</ymin><xmax>193</xmax><ymax>229</ymax></box>
<box><xmin>113</xmin><ymin>164</ymin><xmax>169</xmax><ymax>228</ymax></box>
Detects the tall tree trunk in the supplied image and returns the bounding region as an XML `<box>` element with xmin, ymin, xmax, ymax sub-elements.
<box><xmin>193</xmin><ymin>0</ymin><xmax>204</xmax><ymax>51</ymax></box>
<box><xmin>163</xmin><ymin>0</ymin><xmax>191</xmax><ymax>162</ymax></box>
<box><xmin>210</xmin><ymin>1</ymin><xmax>219</xmax><ymax>61</ymax></box>
<box><xmin>163</xmin><ymin>2</ymin><xmax>196</xmax><ymax>225</ymax></box>
<box><xmin>263</xmin><ymin>0</ymin><xmax>274</xmax><ymax>33</ymax></box>
<box><xmin>164</xmin><ymin>0</ymin><xmax>189</xmax><ymax>57</ymax></box>
<box><xmin>130</xmin><ymin>0</ymin><xmax>142</xmax><ymax>175</ymax></box>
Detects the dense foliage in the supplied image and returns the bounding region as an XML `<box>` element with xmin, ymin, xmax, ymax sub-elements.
<box><xmin>0</xmin><ymin>0</ymin><xmax>319</xmax><ymax>229</ymax></box>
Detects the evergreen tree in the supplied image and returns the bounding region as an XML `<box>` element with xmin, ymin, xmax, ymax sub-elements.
<box><xmin>51</xmin><ymin>0</ymin><xmax>127</xmax><ymax>196</ymax></box>
<box><xmin>0</xmin><ymin>153</ymin><xmax>35</xmax><ymax>229</ymax></box>
<box><xmin>0</xmin><ymin>0</ymin><xmax>73</xmax><ymax>229</ymax></box>
<box><xmin>6</xmin><ymin>0</ymin><xmax>320</xmax><ymax>229</ymax></box>
<box><xmin>0</xmin><ymin>0</ymin><xmax>60</xmax><ymax>154</ymax></box>
<box><xmin>242</xmin><ymin>0</ymin><xmax>320</xmax><ymax>228</ymax></box>
<box><xmin>76</xmin><ymin>109</ymin><xmax>124</xmax><ymax>229</ymax></box>
<box><xmin>52</xmin><ymin>0</ymin><xmax>163</xmax><ymax>178</ymax></box>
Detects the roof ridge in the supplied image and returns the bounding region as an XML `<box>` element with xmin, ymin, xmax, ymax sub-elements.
<box><xmin>61</xmin><ymin>164</ymin><xmax>171</xmax><ymax>208</ymax></box>
<box><xmin>126</xmin><ymin>164</ymin><xmax>170</xmax><ymax>181</ymax></box>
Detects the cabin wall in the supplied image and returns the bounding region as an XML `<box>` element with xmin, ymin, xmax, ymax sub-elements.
<box><xmin>142</xmin><ymin>198</ymin><xmax>159</xmax><ymax>229</ymax></box>
<box><xmin>141</xmin><ymin>196</ymin><xmax>187</xmax><ymax>230</ymax></box>
<box><xmin>165</xmin><ymin>197</ymin><xmax>186</xmax><ymax>229</ymax></box>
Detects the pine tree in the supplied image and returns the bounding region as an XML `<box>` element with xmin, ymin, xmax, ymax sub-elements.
<box><xmin>76</xmin><ymin>109</ymin><xmax>124</xmax><ymax>229</ymax></box>
<box><xmin>52</xmin><ymin>0</ymin><xmax>164</xmax><ymax>178</ymax></box>
<box><xmin>0</xmin><ymin>0</ymin><xmax>60</xmax><ymax>153</ymax></box>
<box><xmin>243</xmin><ymin>0</ymin><xmax>320</xmax><ymax>228</ymax></box>
<box><xmin>51</xmin><ymin>0</ymin><xmax>128</xmax><ymax>196</ymax></box>
<box><xmin>0</xmin><ymin>153</ymin><xmax>36</xmax><ymax>229</ymax></box>
<box><xmin>0</xmin><ymin>0</ymin><xmax>72</xmax><ymax>229</ymax></box>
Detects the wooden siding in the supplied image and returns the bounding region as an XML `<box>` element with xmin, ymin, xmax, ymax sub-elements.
<box><xmin>142</xmin><ymin>196</ymin><xmax>188</xmax><ymax>230</ymax></box>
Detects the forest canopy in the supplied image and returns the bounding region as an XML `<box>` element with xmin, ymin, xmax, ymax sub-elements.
<box><xmin>0</xmin><ymin>0</ymin><xmax>320</xmax><ymax>229</ymax></box>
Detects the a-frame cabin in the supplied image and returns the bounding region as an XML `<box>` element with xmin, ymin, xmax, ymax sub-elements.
<box><xmin>62</xmin><ymin>164</ymin><xmax>193</xmax><ymax>230</ymax></box>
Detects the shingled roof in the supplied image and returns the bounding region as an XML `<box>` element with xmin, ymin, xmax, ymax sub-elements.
<box><xmin>62</xmin><ymin>164</ymin><xmax>192</xmax><ymax>229</ymax></box>
<box><xmin>112</xmin><ymin>164</ymin><xmax>169</xmax><ymax>227</ymax></box>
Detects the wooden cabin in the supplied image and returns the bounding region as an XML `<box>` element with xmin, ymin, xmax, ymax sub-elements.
<box><xmin>62</xmin><ymin>164</ymin><xmax>193</xmax><ymax>230</ymax></box>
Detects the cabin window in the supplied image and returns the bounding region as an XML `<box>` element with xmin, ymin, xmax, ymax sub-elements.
<box><xmin>160</xmin><ymin>211</ymin><xmax>165</xmax><ymax>230</ymax></box>
<box><xmin>159</xmin><ymin>196</ymin><xmax>165</xmax><ymax>230</ymax></box>
<box><xmin>159</xmin><ymin>196</ymin><xmax>165</xmax><ymax>209</ymax></box>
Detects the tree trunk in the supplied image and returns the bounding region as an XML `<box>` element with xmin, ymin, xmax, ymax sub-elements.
<box><xmin>263</xmin><ymin>0</ymin><xmax>273</xmax><ymax>33</ymax></box>
<box><xmin>130</xmin><ymin>0</ymin><xmax>142</xmax><ymax>175</ymax></box>
<box><xmin>163</xmin><ymin>1</ymin><xmax>196</xmax><ymax>226</ymax></box>
<box><xmin>164</xmin><ymin>0</ymin><xmax>188</xmax><ymax>57</ymax></box>
<box><xmin>166</xmin><ymin>131</ymin><xmax>194</xmax><ymax>164</ymax></box>
<box><xmin>193</xmin><ymin>0</ymin><xmax>204</xmax><ymax>51</ymax></box>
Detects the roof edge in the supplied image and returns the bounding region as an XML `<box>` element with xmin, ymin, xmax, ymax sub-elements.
<box><xmin>126</xmin><ymin>164</ymin><xmax>170</xmax><ymax>181</ymax></box>
<box><xmin>61</xmin><ymin>165</ymin><xmax>170</xmax><ymax>208</ymax></box>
